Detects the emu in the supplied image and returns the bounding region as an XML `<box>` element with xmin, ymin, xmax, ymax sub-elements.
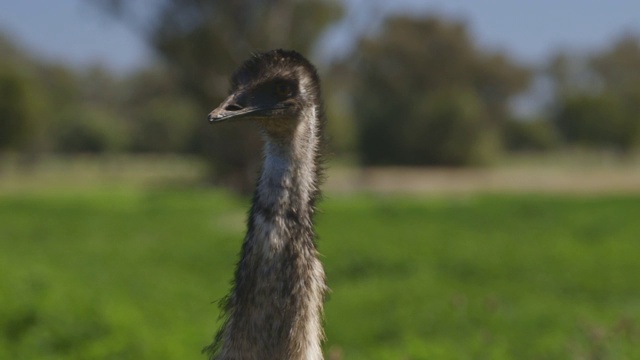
<box><xmin>205</xmin><ymin>50</ymin><xmax>328</xmax><ymax>360</ymax></box>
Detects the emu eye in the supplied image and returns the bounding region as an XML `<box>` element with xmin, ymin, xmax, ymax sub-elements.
<box><xmin>275</xmin><ymin>83</ymin><xmax>292</xmax><ymax>97</ymax></box>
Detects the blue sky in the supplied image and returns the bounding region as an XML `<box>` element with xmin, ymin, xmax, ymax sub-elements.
<box><xmin>1</xmin><ymin>0</ymin><xmax>639</xmax><ymax>72</ymax></box>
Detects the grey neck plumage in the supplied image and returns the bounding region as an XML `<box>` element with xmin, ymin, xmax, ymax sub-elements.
<box><xmin>210</xmin><ymin>107</ymin><xmax>326</xmax><ymax>360</ymax></box>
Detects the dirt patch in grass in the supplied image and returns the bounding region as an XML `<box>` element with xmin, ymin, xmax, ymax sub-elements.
<box><xmin>2</xmin><ymin>154</ymin><xmax>639</xmax><ymax>195</ymax></box>
<box><xmin>326</xmin><ymin>166</ymin><xmax>640</xmax><ymax>195</ymax></box>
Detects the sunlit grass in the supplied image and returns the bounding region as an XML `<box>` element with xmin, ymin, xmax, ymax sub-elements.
<box><xmin>1</xmin><ymin>186</ymin><xmax>639</xmax><ymax>359</ymax></box>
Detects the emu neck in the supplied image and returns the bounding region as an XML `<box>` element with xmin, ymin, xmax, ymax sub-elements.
<box><xmin>258</xmin><ymin>116</ymin><xmax>319</xmax><ymax>221</ymax></box>
<box><xmin>213</xmin><ymin>110</ymin><xmax>325</xmax><ymax>360</ymax></box>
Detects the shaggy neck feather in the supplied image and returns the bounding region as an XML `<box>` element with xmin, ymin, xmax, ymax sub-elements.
<box><xmin>213</xmin><ymin>106</ymin><xmax>325</xmax><ymax>360</ymax></box>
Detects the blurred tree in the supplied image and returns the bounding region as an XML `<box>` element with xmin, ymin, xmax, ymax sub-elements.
<box><xmin>547</xmin><ymin>35</ymin><xmax>640</xmax><ymax>152</ymax></box>
<box><xmin>547</xmin><ymin>52</ymin><xmax>597</xmax><ymax>98</ymax></box>
<box><xmin>344</xmin><ymin>16</ymin><xmax>530</xmax><ymax>166</ymax></box>
<box><xmin>589</xmin><ymin>35</ymin><xmax>640</xmax><ymax>150</ymax></box>
<box><xmin>0</xmin><ymin>33</ymin><xmax>44</xmax><ymax>155</ymax></box>
<box><xmin>96</xmin><ymin>0</ymin><xmax>343</xmax><ymax>192</ymax></box>
<box><xmin>553</xmin><ymin>94</ymin><xmax>632</xmax><ymax>152</ymax></box>
<box><xmin>54</xmin><ymin>107</ymin><xmax>127</xmax><ymax>154</ymax></box>
<box><xmin>1</xmin><ymin>29</ymin><xmax>208</xmax><ymax>157</ymax></box>
<box><xmin>0</xmin><ymin>65</ymin><xmax>42</xmax><ymax>153</ymax></box>
<box><xmin>590</xmin><ymin>35</ymin><xmax>640</xmax><ymax>98</ymax></box>
<box><xmin>121</xmin><ymin>67</ymin><xmax>200</xmax><ymax>153</ymax></box>
<box><xmin>129</xmin><ymin>98</ymin><xmax>198</xmax><ymax>153</ymax></box>
<box><xmin>35</xmin><ymin>64</ymin><xmax>130</xmax><ymax>154</ymax></box>
<box><xmin>503</xmin><ymin>118</ymin><xmax>559</xmax><ymax>152</ymax></box>
<box><xmin>0</xmin><ymin>32</ymin><xmax>29</xmax><ymax>65</ymax></box>
<box><xmin>38</xmin><ymin>64</ymin><xmax>82</xmax><ymax>121</ymax></box>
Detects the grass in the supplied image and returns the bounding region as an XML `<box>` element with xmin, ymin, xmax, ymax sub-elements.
<box><xmin>322</xmin><ymin>194</ymin><xmax>640</xmax><ymax>359</ymax></box>
<box><xmin>1</xmin><ymin>185</ymin><xmax>639</xmax><ymax>359</ymax></box>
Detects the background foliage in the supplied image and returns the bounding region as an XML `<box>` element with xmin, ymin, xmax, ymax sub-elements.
<box><xmin>348</xmin><ymin>16</ymin><xmax>529</xmax><ymax>166</ymax></box>
<box><xmin>2</xmin><ymin>2</ymin><xmax>640</xmax><ymax>184</ymax></box>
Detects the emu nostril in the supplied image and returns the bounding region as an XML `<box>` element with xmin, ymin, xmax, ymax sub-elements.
<box><xmin>224</xmin><ymin>103</ymin><xmax>243</xmax><ymax>112</ymax></box>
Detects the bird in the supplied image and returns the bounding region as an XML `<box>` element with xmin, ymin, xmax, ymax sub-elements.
<box><xmin>205</xmin><ymin>50</ymin><xmax>328</xmax><ymax>360</ymax></box>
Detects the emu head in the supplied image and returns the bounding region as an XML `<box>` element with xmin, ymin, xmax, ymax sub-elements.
<box><xmin>208</xmin><ymin>49</ymin><xmax>321</xmax><ymax>141</ymax></box>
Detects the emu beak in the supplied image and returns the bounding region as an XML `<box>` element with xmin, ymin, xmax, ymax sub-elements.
<box><xmin>207</xmin><ymin>94</ymin><xmax>248</xmax><ymax>124</ymax></box>
<box><xmin>208</xmin><ymin>93</ymin><xmax>277</xmax><ymax>124</ymax></box>
<box><xmin>208</xmin><ymin>93</ymin><xmax>290</xmax><ymax>124</ymax></box>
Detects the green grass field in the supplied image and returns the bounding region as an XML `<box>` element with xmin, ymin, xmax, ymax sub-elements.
<box><xmin>1</xmin><ymin>187</ymin><xmax>639</xmax><ymax>359</ymax></box>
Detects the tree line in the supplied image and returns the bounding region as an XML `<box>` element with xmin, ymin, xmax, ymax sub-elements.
<box><xmin>2</xmin><ymin>0</ymin><xmax>639</xmax><ymax>191</ymax></box>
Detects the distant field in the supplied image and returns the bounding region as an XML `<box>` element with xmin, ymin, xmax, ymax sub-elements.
<box><xmin>1</xmin><ymin>186</ymin><xmax>639</xmax><ymax>359</ymax></box>
<box><xmin>2</xmin><ymin>153</ymin><xmax>640</xmax><ymax>195</ymax></box>
<box><xmin>0</xmin><ymin>155</ymin><xmax>206</xmax><ymax>194</ymax></box>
